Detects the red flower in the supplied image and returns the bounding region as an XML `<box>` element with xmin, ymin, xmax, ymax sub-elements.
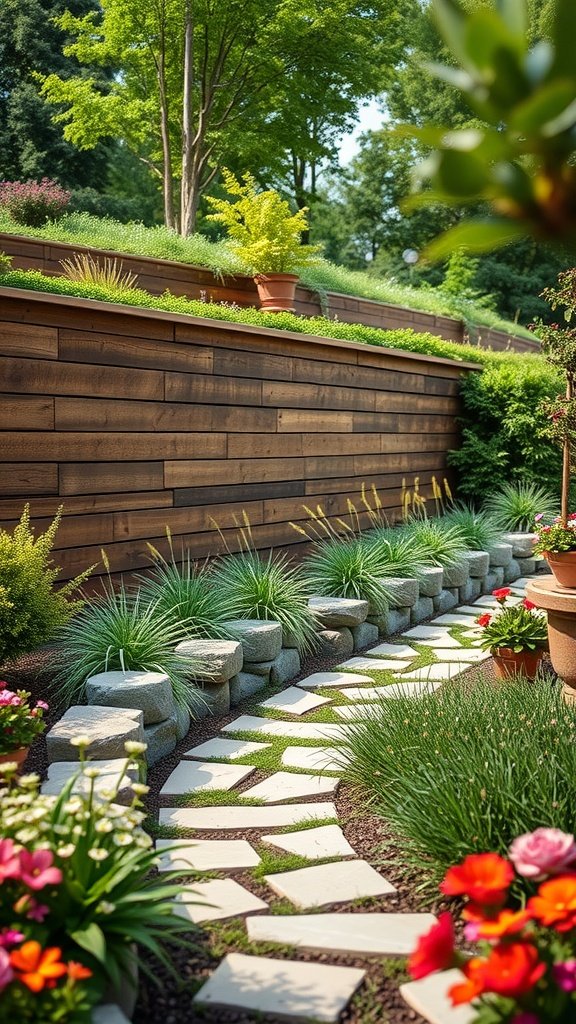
<box><xmin>10</xmin><ymin>942</ymin><xmax>67</xmax><ymax>993</ymax></box>
<box><xmin>441</xmin><ymin>853</ymin><xmax>514</xmax><ymax>906</ymax></box>
<box><xmin>449</xmin><ymin>958</ymin><xmax>486</xmax><ymax>1005</ymax></box>
<box><xmin>522</xmin><ymin>599</ymin><xmax>536</xmax><ymax>611</ymax></box>
<box><xmin>476</xmin><ymin>613</ymin><xmax>492</xmax><ymax>627</ymax></box>
<box><xmin>67</xmin><ymin>961</ymin><xmax>92</xmax><ymax>981</ymax></box>
<box><xmin>493</xmin><ymin>588</ymin><xmax>512</xmax><ymax>603</ymax></box>
<box><xmin>481</xmin><ymin>943</ymin><xmax>545</xmax><ymax>998</ymax></box>
<box><xmin>528</xmin><ymin>875</ymin><xmax>576</xmax><ymax>932</ymax></box>
<box><xmin>408</xmin><ymin>912</ymin><xmax>456</xmax><ymax>980</ymax></box>
<box><xmin>472</xmin><ymin>908</ymin><xmax>532</xmax><ymax>942</ymax></box>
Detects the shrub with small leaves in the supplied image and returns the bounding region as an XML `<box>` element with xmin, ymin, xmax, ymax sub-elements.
<box><xmin>0</xmin><ymin>178</ymin><xmax>71</xmax><ymax>227</ymax></box>
<box><xmin>0</xmin><ymin>250</ymin><xmax>13</xmax><ymax>275</ymax></box>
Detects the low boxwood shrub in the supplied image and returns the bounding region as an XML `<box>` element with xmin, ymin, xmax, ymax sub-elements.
<box><xmin>344</xmin><ymin>675</ymin><xmax>576</xmax><ymax>883</ymax></box>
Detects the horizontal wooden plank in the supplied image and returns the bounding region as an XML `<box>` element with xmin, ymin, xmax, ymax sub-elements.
<box><xmin>263</xmin><ymin>380</ymin><xmax>376</xmax><ymax>413</ymax></box>
<box><xmin>0</xmin><ymin>463</ymin><xmax>58</xmax><ymax>496</ymax></box>
<box><xmin>0</xmin><ymin>321</ymin><xmax>58</xmax><ymax>359</ymax></box>
<box><xmin>227</xmin><ymin>432</ymin><xmax>382</xmax><ymax>460</ymax></box>
<box><xmin>54</xmin><ymin>397</ymin><xmax>276</xmax><ymax>434</ymax></box>
<box><xmin>59</xmin><ymin>462</ymin><xmax>164</xmax><ymax>495</ymax></box>
<box><xmin>165</xmin><ymin>457</ymin><xmax>306</xmax><ymax>488</ymax></box>
<box><xmin>291</xmin><ymin>357</ymin><xmax>427</xmax><ymax>394</ymax></box>
<box><xmin>304</xmin><ymin>469</ymin><xmax>446</xmax><ymax>496</ymax></box>
<box><xmin>0</xmin><ymin>395</ymin><xmax>54</xmax><ymax>430</ymax></box>
<box><xmin>213</xmin><ymin>348</ymin><xmax>294</xmax><ymax>383</ymax></box>
<box><xmin>0</xmin><ymin>432</ymin><xmax>226</xmax><ymax>462</ymax></box>
<box><xmin>373</xmin><ymin>392</ymin><xmax>460</xmax><ymax>415</ymax></box>
<box><xmin>0</xmin><ymin>490</ymin><xmax>173</xmax><ymax>520</ymax></box>
<box><xmin>113</xmin><ymin>499</ymin><xmax>265</xmax><ymax>541</ymax></box>
<box><xmin>0</xmin><ymin>357</ymin><xmax>164</xmax><ymax>400</ymax></box>
<box><xmin>58</xmin><ymin>329</ymin><xmax>214</xmax><ymax>374</ymax></box>
<box><xmin>174</xmin><ymin>480</ymin><xmax>305</xmax><ymax>507</ymax></box>
<box><xmin>277</xmin><ymin>409</ymin><xmax>354</xmax><ymax>433</ymax></box>
<box><xmin>0</xmin><ymin>512</ymin><xmax>115</xmax><ymax>549</ymax></box>
<box><xmin>165</xmin><ymin>371</ymin><xmax>263</xmax><ymax>407</ymax></box>
<box><xmin>1</xmin><ymin>297</ymin><xmax>175</xmax><ymax>340</ymax></box>
<box><xmin>351</xmin><ymin>411</ymin><xmax>459</xmax><ymax>434</ymax></box>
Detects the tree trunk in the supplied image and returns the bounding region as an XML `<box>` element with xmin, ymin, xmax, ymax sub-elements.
<box><xmin>157</xmin><ymin>34</ymin><xmax>175</xmax><ymax>229</ymax></box>
<box><xmin>181</xmin><ymin>0</ymin><xmax>194</xmax><ymax>234</ymax></box>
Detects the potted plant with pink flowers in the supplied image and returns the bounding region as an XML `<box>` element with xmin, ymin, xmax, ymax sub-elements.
<box><xmin>0</xmin><ymin>687</ymin><xmax>48</xmax><ymax>768</ymax></box>
<box><xmin>407</xmin><ymin>827</ymin><xmax>576</xmax><ymax>1023</ymax></box>
<box><xmin>475</xmin><ymin>590</ymin><xmax>548</xmax><ymax>681</ymax></box>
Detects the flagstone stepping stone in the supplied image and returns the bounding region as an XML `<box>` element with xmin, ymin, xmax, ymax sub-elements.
<box><xmin>426</xmin><ymin>647</ymin><xmax>490</xmax><ymax>663</ymax></box>
<box><xmin>339</xmin><ymin>681</ymin><xmax>441</xmax><ymax>701</ymax></box>
<box><xmin>428</xmin><ymin>613</ymin><xmax>480</xmax><ymax>626</ymax></box>
<box><xmin>296</xmin><ymin>671</ymin><xmax>373</xmax><ymax>690</ymax></box>
<box><xmin>193</xmin><ymin>952</ymin><xmax>365</xmax><ymax>1023</ymax></box>
<box><xmin>338</xmin><ymin>656</ymin><xmax>411</xmax><ymax>672</ymax></box>
<box><xmin>92</xmin><ymin>1006</ymin><xmax>132</xmax><ymax>1024</ymax></box>
<box><xmin>159</xmin><ymin>760</ymin><xmax>255</xmax><ymax>797</ymax></box>
<box><xmin>175</xmin><ymin>878</ymin><xmax>268</xmax><ymax>924</ymax></box>
<box><xmin>159</xmin><ymin>802</ymin><xmax>337</xmax><ymax>831</ymax></box>
<box><xmin>406</xmin><ymin>633</ymin><xmax>462</xmax><ymax>649</ymax></box>
<box><xmin>473</xmin><ymin>595</ymin><xmax>521</xmax><ymax>608</ymax></box>
<box><xmin>264</xmin><ymin>859</ymin><xmax>396</xmax><ymax>909</ymax></box>
<box><xmin>42</xmin><ymin>758</ymin><xmax>138</xmax><ymax>803</ymax></box>
<box><xmin>281</xmin><ymin>745</ymin><xmax>350</xmax><ymax>773</ymax></box>
<box><xmin>259</xmin><ymin>686</ymin><xmax>332</xmax><ymax>716</ymax></box>
<box><xmin>309</xmin><ymin>596</ymin><xmax>369</xmax><ymax>628</ymax></box>
<box><xmin>457</xmin><ymin>604</ymin><xmax>500</xmax><ymax>616</ymax></box>
<box><xmin>512</xmin><ymin>577</ymin><xmax>532</xmax><ymax>588</ymax></box>
<box><xmin>333</xmin><ymin>703</ymin><xmax>382</xmax><ymax>720</ymax></box>
<box><xmin>222</xmin><ymin>715</ymin><xmax>348</xmax><ymax>741</ymax></box>
<box><xmin>363</xmin><ymin>642</ymin><xmax>419</xmax><ymax>658</ymax></box>
<box><xmin>402</xmin><ymin>625</ymin><xmax>462</xmax><ymax>647</ymax></box>
<box><xmin>261</xmin><ymin>824</ymin><xmax>355</xmax><ymax>860</ymax></box>
<box><xmin>247</xmin><ymin>911</ymin><xmax>437</xmax><ymax>955</ymax></box>
<box><xmin>156</xmin><ymin>838</ymin><xmax>261</xmax><ymax>872</ymax></box>
<box><xmin>182</xmin><ymin>737</ymin><xmax>271</xmax><ymax>761</ymax></box>
<box><xmin>400</xmin><ymin>969</ymin><xmax>475</xmax><ymax>1024</ymax></box>
<box><xmin>242</xmin><ymin>771</ymin><xmax>340</xmax><ymax>803</ymax></box>
<box><xmin>397</xmin><ymin>663</ymin><xmax>457</xmax><ymax>682</ymax></box>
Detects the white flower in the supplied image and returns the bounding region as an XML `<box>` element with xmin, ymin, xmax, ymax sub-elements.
<box><xmin>18</xmin><ymin>773</ymin><xmax>40</xmax><ymax>788</ymax></box>
<box><xmin>87</xmin><ymin>848</ymin><xmax>109</xmax><ymax>861</ymax></box>
<box><xmin>72</xmin><ymin>825</ymin><xmax>85</xmax><ymax>837</ymax></box>
<box><xmin>124</xmin><ymin>741</ymin><xmax>147</xmax><ymax>755</ymax></box>
<box><xmin>63</xmin><ymin>798</ymin><xmax>83</xmax><ymax>815</ymax></box>
<box><xmin>97</xmin><ymin>901</ymin><xmax>116</xmax><ymax>914</ymax></box>
<box><xmin>95</xmin><ymin>819</ymin><xmax>114</xmax><ymax>834</ymax></box>
<box><xmin>15</xmin><ymin>828</ymin><xmax>39</xmax><ymax>844</ymax></box>
<box><xmin>136</xmin><ymin>834</ymin><xmax>153</xmax><ymax>848</ymax></box>
<box><xmin>113</xmin><ymin>832</ymin><xmax>133</xmax><ymax>847</ymax></box>
<box><xmin>57</xmin><ymin>844</ymin><xmax>76</xmax><ymax>858</ymax></box>
<box><xmin>69</xmin><ymin>735</ymin><xmax>91</xmax><ymax>748</ymax></box>
<box><xmin>131</xmin><ymin>783</ymin><xmax>150</xmax><ymax>796</ymax></box>
<box><xmin>83</xmin><ymin>767</ymin><xmax>101</xmax><ymax>779</ymax></box>
<box><xmin>53</xmin><ymin>824</ymin><xmax>71</xmax><ymax>836</ymax></box>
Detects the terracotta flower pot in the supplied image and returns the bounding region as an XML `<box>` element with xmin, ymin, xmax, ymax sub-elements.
<box><xmin>491</xmin><ymin>647</ymin><xmax>545</xmax><ymax>681</ymax></box>
<box><xmin>543</xmin><ymin>551</ymin><xmax>576</xmax><ymax>589</ymax></box>
<box><xmin>254</xmin><ymin>273</ymin><xmax>298</xmax><ymax>312</ymax></box>
<box><xmin>0</xmin><ymin>747</ymin><xmax>29</xmax><ymax>769</ymax></box>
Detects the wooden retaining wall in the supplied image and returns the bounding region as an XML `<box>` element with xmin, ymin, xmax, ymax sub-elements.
<box><xmin>0</xmin><ymin>232</ymin><xmax>540</xmax><ymax>354</ymax></box>
<box><xmin>0</xmin><ymin>287</ymin><xmax>480</xmax><ymax>580</ymax></box>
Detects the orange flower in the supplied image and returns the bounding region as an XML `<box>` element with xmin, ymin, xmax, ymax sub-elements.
<box><xmin>481</xmin><ymin>942</ymin><xmax>545</xmax><ymax>998</ymax></box>
<box><xmin>67</xmin><ymin>961</ymin><xmax>92</xmax><ymax>981</ymax></box>
<box><xmin>474</xmin><ymin>908</ymin><xmax>532</xmax><ymax>941</ymax></box>
<box><xmin>528</xmin><ymin>875</ymin><xmax>576</xmax><ymax>932</ymax></box>
<box><xmin>408</xmin><ymin>912</ymin><xmax>456</xmax><ymax>980</ymax></box>
<box><xmin>10</xmin><ymin>941</ymin><xmax>67</xmax><ymax>993</ymax></box>
<box><xmin>449</xmin><ymin>958</ymin><xmax>486</xmax><ymax>1006</ymax></box>
<box><xmin>441</xmin><ymin>853</ymin><xmax>514</xmax><ymax>906</ymax></box>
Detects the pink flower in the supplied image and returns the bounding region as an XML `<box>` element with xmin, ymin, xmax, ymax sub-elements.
<box><xmin>0</xmin><ymin>948</ymin><xmax>13</xmax><ymax>991</ymax></box>
<box><xmin>14</xmin><ymin>895</ymin><xmax>49</xmax><ymax>922</ymax></box>
<box><xmin>35</xmin><ymin>701</ymin><xmax>49</xmax><ymax>711</ymax></box>
<box><xmin>18</xmin><ymin>849</ymin><xmax>62</xmax><ymax>891</ymax></box>
<box><xmin>0</xmin><ymin>930</ymin><xmax>24</xmax><ymax>949</ymax></box>
<box><xmin>509</xmin><ymin>828</ymin><xmax>576</xmax><ymax>879</ymax></box>
<box><xmin>534</xmin><ymin>513</ymin><xmax>544</xmax><ymax>522</ymax></box>
<box><xmin>0</xmin><ymin>840</ymin><xmax>21</xmax><ymax>883</ymax></box>
<box><xmin>0</xmin><ymin>689</ymin><xmax>20</xmax><ymax>706</ymax></box>
<box><xmin>553</xmin><ymin>960</ymin><xmax>576</xmax><ymax>992</ymax></box>
<box><xmin>511</xmin><ymin>1015</ymin><xmax>540</xmax><ymax>1024</ymax></box>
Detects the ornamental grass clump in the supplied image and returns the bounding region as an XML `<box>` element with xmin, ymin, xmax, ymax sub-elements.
<box><xmin>0</xmin><ymin>744</ymin><xmax>191</xmax><ymax>1021</ymax></box>
<box><xmin>344</xmin><ymin>674</ymin><xmax>576</xmax><ymax>882</ymax></box>
<box><xmin>302</xmin><ymin>536</ymin><xmax>391</xmax><ymax>613</ymax></box>
<box><xmin>441</xmin><ymin>504</ymin><xmax>502</xmax><ymax>551</ymax></box>
<box><xmin>400</xmin><ymin>517</ymin><xmax>468</xmax><ymax>567</ymax></box>
<box><xmin>484</xmin><ymin>481</ymin><xmax>559</xmax><ymax>533</ymax></box>
<box><xmin>138</xmin><ymin>543</ymin><xmax>236</xmax><ymax>640</ymax></box>
<box><xmin>363</xmin><ymin>529</ymin><xmax>429</xmax><ymax>580</ymax></box>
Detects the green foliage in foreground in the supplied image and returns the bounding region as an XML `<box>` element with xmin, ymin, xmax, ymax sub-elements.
<box><xmin>302</xmin><ymin>536</ymin><xmax>392</xmax><ymax>613</ymax></box>
<box><xmin>484</xmin><ymin>481</ymin><xmax>560</xmax><ymax>533</ymax></box>
<box><xmin>344</xmin><ymin>676</ymin><xmax>576</xmax><ymax>883</ymax></box>
<box><xmin>440</xmin><ymin>504</ymin><xmax>502</xmax><ymax>551</ymax></box>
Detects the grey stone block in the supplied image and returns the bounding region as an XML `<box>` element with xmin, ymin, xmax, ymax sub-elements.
<box><xmin>432</xmin><ymin>589</ymin><xmax>459</xmax><ymax>613</ymax></box>
<box><xmin>222</xmin><ymin>620</ymin><xmax>283</xmax><ymax>661</ymax></box>
<box><xmin>351</xmin><ymin>621</ymin><xmax>380</xmax><ymax>650</ymax></box>
<box><xmin>381</xmin><ymin>606</ymin><xmax>411</xmax><ymax>636</ymax></box>
<box><xmin>308</xmin><ymin>597</ymin><xmax>369</xmax><ymax>628</ymax></box>
<box><xmin>442</xmin><ymin>561</ymin><xmax>469</xmax><ymax>588</ymax></box>
<box><xmin>192</xmin><ymin>681</ymin><xmax>231</xmax><ymax>719</ymax></box>
<box><xmin>417</xmin><ymin>566</ymin><xmax>443</xmax><ymax>598</ymax></box>
<box><xmin>270</xmin><ymin>648</ymin><xmax>301</xmax><ymax>685</ymax></box>
<box><xmin>463</xmin><ymin>550</ymin><xmax>490</xmax><ymax>577</ymax></box>
<box><xmin>243</xmin><ymin>661</ymin><xmax>272</xmax><ymax>681</ymax></box>
<box><xmin>46</xmin><ymin>705</ymin><xmax>144</xmax><ymax>764</ymax></box>
<box><xmin>229</xmin><ymin>672</ymin><xmax>267</xmax><ymax>706</ymax></box>
<box><xmin>316</xmin><ymin>628</ymin><xmax>355</xmax><ymax>658</ymax></box>
<box><xmin>503</xmin><ymin>558</ymin><xmax>522</xmax><ymax>583</ymax></box>
<box><xmin>92</xmin><ymin>1006</ymin><xmax>132</xmax><ymax>1024</ymax></box>
<box><xmin>459</xmin><ymin>577</ymin><xmax>482</xmax><ymax>603</ymax></box>
<box><xmin>174</xmin><ymin>703</ymin><xmax>191</xmax><ymax>741</ymax></box>
<box><xmin>517</xmin><ymin>557</ymin><xmax>536</xmax><ymax>576</ymax></box>
<box><xmin>175</xmin><ymin>639</ymin><xmax>243</xmax><ymax>684</ymax></box>
<box><xmin>488</xmin><ymin>542</ymin><xmax>513</xmax><ymax>568</ymax></box>
<box><xmin>42</xmin><ymin>758</ymin><xmax>140</xmax><ymax>805</ymax></box>
<box><xmin>482</xmin><ymin>569</ymin><xmax>505</xmax><ymax>593</ymax></box>
<box><xmin>535</xmin><ymin>557</ymin><xmax>552</xmax><ymax>574</ymax></box>
<box><xmin>86</xmin><ymin>670</ymin><xmax>174</xmax><ymax>726</ymax></box>
<box><xmin>501</xmin><ymin>532</ymin><xmax>538</xmax><ymax>558</ymax></box>
<box><xmin>410</xmin><ymin>596</ymin><xmax>434</xmax><ymax>624</ymax></box>
<box><xmin>144</xmin><ymin>716</ymin><xmax>177</xmax><ymax>766</ymax></box>
<box><xmin>383</xmin><ymin>577</ymin><xmax>419</xmax><ymax>608</ymax></box>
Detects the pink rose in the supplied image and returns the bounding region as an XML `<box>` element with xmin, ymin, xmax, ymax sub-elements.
<box><xmin>553</xmin><ymin>960</ymin><xmax>576</xmax><ymax>992</ymax></box>
<box><xmin>509</xmin><ymin>828</ymin><xmax>576</xmax><ymax>879</ymax></box>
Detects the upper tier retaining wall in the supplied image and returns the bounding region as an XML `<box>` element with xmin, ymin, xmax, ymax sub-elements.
<box><xmin>0</xmin><ymin>232</ymin><xmax>539</xmax><ymax>354</ymax></box>
<box><xmin>0</xmin><ymin>287</ymin><xmax>480</xmax><ymax>580</ymax></box>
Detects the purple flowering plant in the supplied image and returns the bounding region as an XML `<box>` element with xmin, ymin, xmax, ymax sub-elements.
<box><xmin>0</xmin><ymin>179</ymin><xmax>70</xmax><ymax>227</ymax></box>
<box><xmin>0</xmin><ymin>688</ymin><xmax>47</xmax><ymax>755</ymax></box>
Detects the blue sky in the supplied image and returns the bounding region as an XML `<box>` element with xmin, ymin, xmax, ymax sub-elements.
<box><xmin>338</xmin><ymin>98</ymin><xmax>384</xmax><ymax>164</ymax></box>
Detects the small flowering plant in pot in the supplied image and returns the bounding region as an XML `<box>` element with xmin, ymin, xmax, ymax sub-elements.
<box><xmin>0</xmin><ymin>687</ymin><xmax>48</xmax><ymax>765</ymax></box>
<box><xmin>533</xmin><ymin>514</ymin><xmax>576</xmax><ymax>589</ymax></box>
<box><xmin>0</xmin><ymin>739</ymin><xmax>193</xmax><ymax>1022</ymax></box>
<box><xmin>409</xmin><ymin>828</ymin><xmax>576</xmax><ymax>1023</ymax></box>
<box><xmin>476</xmin><ymin>590</ymin><xmax>548</xmax><ymax>681</ymax></box>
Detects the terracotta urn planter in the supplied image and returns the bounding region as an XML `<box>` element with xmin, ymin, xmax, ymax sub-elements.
<box><xmin>491</xmin><ymin>647</ymin><xmax>545</xmax><ymax>681</ymax></box>
<box><xmin>543</xmin><ymin>551</ymin><xmax>576</xmax><ymax>589</ymax></box>
<box><xmin>0</xmin><ymin>746</ymin><xmax>29</xmax><ymax>769</ymax></box>
<box><xmin>526</xmin><ymin>578</ymin><xmax>576</xmax><ymax>703</ymax></box>
<box><xmin>254</xmin><ymin>273</ymin><xmax>298</xmax><ymax>312</ymax></box>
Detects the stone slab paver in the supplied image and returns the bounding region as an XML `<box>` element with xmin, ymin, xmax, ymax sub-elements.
<box><xmin>92</xmin><ymin>1006</ymin><xmax>132</xmax><ymax>1024</ymax></box>
<box><xmin>403</xmin><ymin>625</ymin><xmax>461</xmax><ymax>643</ymax></box>
<box><xmin>242</xmin><ymin>771</ymin><xmax>340</xmax><ymax>804</ymax></box>
<box><xmin>175</xmin><ymin>878</ymin><xmax>268</xmax><ymax>923</ymax></box>
<box><xmin>264</xmin><ymin>859</ymin><xmax>396</xmax><ymax>909</ymax></box>
<box><xmin>400</xmin><ymin>969</ymin><xmax>475</xmax><ymax>1024</ymax></box>
<box><xmin>159</xmin><ymin>803</ymin><xmax>337</xmax><ymax>831</ymax></box>
<box><xmin>182</xmin><ymin>737</ymin><xmax>271</xmax><ymax>761</ymax></box>
<box><xmin>247</xmin><ymin>911</ymin><xmax>437</xmax><ymax>955</ymax></box>
<box><xmin>363</xmin><ymin>642</ymin><xmax>419</xmax><ymax>659</ymax></box>
<box><xmin>42</xmin><ymin>758</ymin><xmax>138</xmax><ymax>802</ymax></box>
<box><xmin>46</xmin><ymin>705</ymin><xmax>144</xmax><ymax>763</ymax></box>
<box><xmin>333</xmin><ymin>703</ymin><xmax>382</xmax><ymax>721</ymax></box>
<box><xmin>340</xmin><ymin>681</ymin><xmax>441</xmax><ymax>701</ymax></box>
<box><xmin>281</xmin><ymin>745</ymin><xmax>350</xmax><ymax>773</ymax></box>
<box><xmin>193</xmin><ymin>952</ymin><xmax>365</xmax><ymax>1023</ymax></box>
<box><xmin>396</xmin><ymin>663</ymin><xmax>458</xmax><ymax>682</ymax></box>
<box><xmin>159</xmin><ymin>760</ymin><xmax>255</xmax><ymax>797</ymax></box>
<box><xmin>156</xmin><ymin>838</ymin><xmax>261</xmax><ymax>872</ymax></box>
<box><xmin>429</xmin><ymin>612</ymin><xmax>481</xmax><ymax>626</ymax></box>
<box><xmin>338</xmin><ymin>656</ymin><xmax>411</xmax><ymax>672</ymax></box>
<box><xmin>259</xmin><ymin>686</ymin><xmax>332</xmax><ymax>716</ymax></box>
<box><xmin>296</xmin><ymin>671</ymin><xmax>374</xmax><ymax>690</ymax></box>
<box><xmin>222</xmin><ymin>714</ymin><xmax>348</xmax><ymax>741</ymax></box>
<box><xmin>404</xmin><ymin>632</ymin><xmax>462</xmax><ymax>649</ymax></box>
<box><xmin>473</xmin><ymin>595</ymin><xmax>522</xmax><ymax>608</ymax></box>
<box><xmin>261</xmin><ymin>825</ymin><xmax>355</xmax><ymax>861</ymax></box>
<box><xmin>426</xmin><ymin>648</ymin><xmax>490</xmax><ymax>663</ymax></box>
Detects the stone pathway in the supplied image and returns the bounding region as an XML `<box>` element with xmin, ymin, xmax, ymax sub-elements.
<box><xmin>157</xmin><ymin>581</ymin><xmax>531</xmax><ymax>1024</ymax></box>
